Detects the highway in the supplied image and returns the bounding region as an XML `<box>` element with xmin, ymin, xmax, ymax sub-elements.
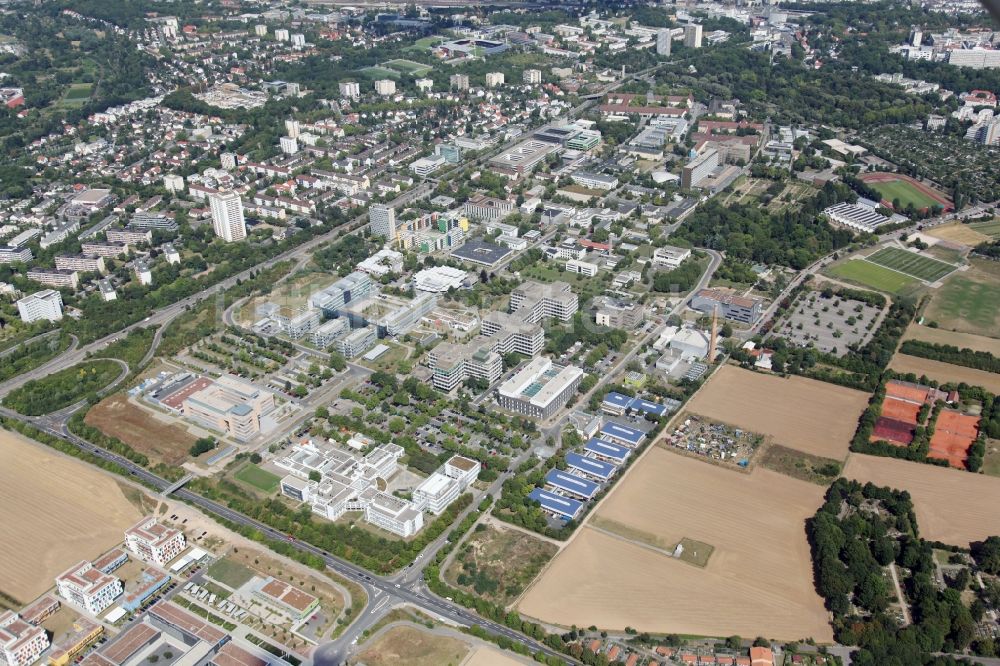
<box><xmin>0</xmin><ymin>404</ymin><xmax>574</xmax><ymax>665</ymax></box>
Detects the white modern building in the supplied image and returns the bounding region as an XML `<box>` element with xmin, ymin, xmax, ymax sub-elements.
<box><xmin>0</xmin><ymin>612</ymin><xmax>49</xmax><ymax>666</ymax></box>
<box><xmin>356</xmin><ymin>248</ymin><xmax>404</xmax><ymax>277</ymax></box>
<box><xmin>55</xmin><ymin>562</ymin><xmax>123</xmax><ymax>615</ymax></box>
<box><xmin>124</xmin><ymin>517</ymin><xmax>186</xmax><ymax>567</ymax></box>
<box><xmin>652</xmin><ymin>245</ymin><xmax>692</xmax><ymax>268</ymax></box>
<box><xmin>277</xmin><ymin>441</ymin><xmax>425</xmax><ymax>537</ymax></box>
<box><xmin>485</xmin><ymin>72</ymin><xmax>505</xmax><ymax>87</ymax></box>
<box><xmin>412</xmin><ymin>455</ymin><xmax>480</xmax><ymax>514</ymax></box>
<box><xmin>374</xmin><ymin>79</ymin><xmax>396</xmax><ymax>96</ymax></box>
<box><xmin>496</xmin><ymin>356</ymin><xmax>584</xmax><ymax>419</ymax></box>
<box><xmin>209</xmin><ymin>191</ymin><xmax>247</xmax><ymax>242</ymax></box>
<box><xmin>657</xmin><ymin>29</ymin><xmax>672</xmax><ymax>56</ymax></box>
<box><xmin>279</xmin><ymin>136</ymin><xmax>298</xmax><ymax>155</ymax></box>
<box><xmin>523</xmin><ymin>69</ymin><xmax>542</xmax><ymax>84</ymax></box>
<box><xmin>16</xmin><ymin>290</ymin><xmax>63</xmax><ymax>323</ymax></box>
<box><xmin>413</xmin><ymin>266</ymin><xmax>468</xmax><ymax>293</ymax></box>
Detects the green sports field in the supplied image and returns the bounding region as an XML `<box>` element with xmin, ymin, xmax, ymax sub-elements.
<box><xmin>383</xmin><ymin>58</ymin><xmax>433</xmax><ymax>76</ymax></box>
<box><xmin>826</xmin><ymin>259</ymin><xmax>918</xmax><ymax>294</ymax></box>
<box><xmin>868</xmin><ymin>179</ymin><xmax>941</xmax><ymax>210</ymax></box>
<box><xmin>234</xmin><ymin>463</ymin><xmax>281</xmax><ymax>493</ymax></box>
<box><xmin>970</xmin><ymin>219</ymin><xmax>1000</xmax><ymax>239</ymax></box>
<box><xmin>60</xmin><ymin>82</ymin><xmax>93</xmax><ymax>108</ymax></box>
<box><xmin>866</xmin><ymin>247</ymin><xmax>957</xmax><ymax>283</ymax></box>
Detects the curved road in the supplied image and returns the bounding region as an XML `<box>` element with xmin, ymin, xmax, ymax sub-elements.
<box><xmin>0</xmin><ymin>405</ymin><xmax>574</xmax><ymax>665</ymax></box>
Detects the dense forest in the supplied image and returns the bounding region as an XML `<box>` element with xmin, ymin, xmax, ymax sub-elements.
<box><xmin>670</xmin><ymin>182</ymin><xmax>859</xmax><ymax>270</ymax></box>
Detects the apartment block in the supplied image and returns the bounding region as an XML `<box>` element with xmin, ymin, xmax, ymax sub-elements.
<box><xmin>105</xmin><ymin>228</ymin><xmax>152</xmax><ymax>245</ymax></box>
<box><xmin>16</xmin><ymin>290</ymin><xmax>63</xmax><ymax>323</ymax></box>
<box><xmin>55</xmin><ymin>254</ymin><xmax>106</xmax><ymax>274</ymax></box>
<box><xmin>0</xmin><ymin>612</ymin><xmax>49</xmax><ymax>666</ymax></box>
<box><xmin>311</xmin><ymin>318</ymin><xmax>350</xmax><ymax>348</ymax></box>
<box><xmin>124</xmin><ymin>517</ymin><xmax>186</xmax><ymax>567</ymax></box>
<box><xmin>55</xmin><ymin>562</ymin><xmax>123</xmax><ymax>615</ymax></box>
<box><xmin>81</xmin><ymin>242</ymin><xmax>129</xmax><ymax>258</ymax></box>
<box><xmin>26</xmin><ymin>269</ymin><xmax>78</xmax><ymax>289</ymax></box>
<box><xmin>463</xmin><ymin>194</ymin><xmax>514</xmax><ymax>221</ymax></box>
<box><xmin>0</xmin><ymin>246</ymin><xmax>32</xmax><ymax>264</ymax></box>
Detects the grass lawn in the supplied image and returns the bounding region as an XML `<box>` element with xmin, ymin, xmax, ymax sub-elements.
<box><xmin>60</xmin><ymin>82</ymin><xmax>93</xmax><ymax>107</ymax></box>
<box><xmin>234</xmin><ymin>463</ymin><xmax>281</xmax><ymax>493</ymax></box>
<box><xmin>825</xmin><ymin>259</ymin><xmax>919</xmax><ymax>294</ymax></box>
<box><xmin>924</xmin><ymin>260</ymin><xmax>1000</xmax><ymax>337</ymax></box>
<box><xmin>866</xmin><ymin>247</ymin><xmax>957</xmax><ymax>282</ymax></box>
<box><xmin>759</xmin><ymin>444</ymin><xmax>842</xmax><ymax>485</ymax></box>
<box><xmin>358</xmin><ymin>66</ymin><xmax>400</xmax><ymax>79</ymax></box>
<box><xmin>205</xmin><ymin>558</ymin><xmax>256</xmax><ymax>589</ymax></box>
<box><xmin>408</xmin><ymin>36</ymin><xmax>442</xmax><ymax>50</ymax></box>
<box><xmin>970</xmin><ymin>219</ymin><xmax>1000</xmax><ymax>239</ymax></box>
<box><xmin>982</xmin><ymin>441</ymin><xmax>1000</xmax><ymax>478</ymax></box>
<box><xmin>869</xmin><ymin>179</ymin><xmax>941</xmax><ymax>210</ymax></box>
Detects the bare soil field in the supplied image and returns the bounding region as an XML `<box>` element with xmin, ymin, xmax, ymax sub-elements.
<box><xmin>685</xmin><ymin>365</ymin><xmax>869</xmax><ymax>460</ymax></box>
<box><xmin>889</xmin><ymin>353</ymin><xmax>1000</xmax><ymax>394</ymax></box>
<box><xmin>925</xmin><ymin>222</ymin><xmax>990</xmax><ymax>247</ymax></box>
<box><xmin>350</xmin><ymin>625</ymin><xmax>468</xmax><ymax>666</ymax></box>
<box><xmin>0</xmin><ymin>430</ymin><xmax>141</xmax><ymax>602</ymax></box>
<box><xmin>518</xmin><ymin>450</ymin><xmax>832</xmax><ymax>641</ymax></box>
<box><xmin>843</xmin><ymin>453</ymin><xmax>1000</xmax><ymax>547</ymax></box>
<box><xmin>85</xmin><ymin>394</ymin><xmax>197</xmax><ymax>464</ymax></box>
<box><xmin>903</xmin><ymin>323</ymin><xmax>1000</xmax><ymax>356</ymax></box>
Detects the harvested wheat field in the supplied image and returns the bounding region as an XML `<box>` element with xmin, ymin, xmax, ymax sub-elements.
<box><xmin>925</xmin><ymin>222</ymin><xmax>990</xmax><ymax>247</ymax></box>
<box><xmin>518</xmin><ymin>450</ymin><xmax>832</xmax><ymax>641</ymax></box>
<box><xmin>464</xmin><ymin>647</ymin><xmax>532</xmax><ymax>666</ymax></box>
<box><xmin>0</xmin><ymin>429</ymin><xmax>141</xmax><ymax>602</ymax></box>
<box><xmin>903</xmin><ymin>323</ymin><xmax>1000</xmax><ymax>356</ymax></box>
<box><xmin>844</xmin><ymin>453</ymin><xmax>1000</xmax><ymax>547</ymax></box>
<box><xmin>685</xmin><ymin>365</ymin><xmax>869</xmax><ymax>459</ymax></box>
<box><xmin>85</xmin><ymin>394</ymin><xmax>197</xmax><ymax>464</ymax></box>
<box><xmin>889</xmin><ymin>354</ymin><xmax>1000</xmax><ymax>394</ymax></box>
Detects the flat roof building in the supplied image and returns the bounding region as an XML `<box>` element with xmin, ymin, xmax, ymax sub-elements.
<box><xmin>689</xmin><ymin>287</ymin><xmax>763</xmax><ymax>325</ymax></box>
<box><xmin>16</xmin><ymin>289</ymin><xmax>63</xmax><ymax>323</ymax></box>
<box><xmin>565</xmin><ymin>451</ymin><xmax>617</xmax><ymax>481</ymax></box>
<box><xmin>545</xmin><ymin>469</ymin><xmax>599</xmax><ymax>499</ymax></box>
<box><xmin>600</xmin><ymin>421</ymin><xmax>646</xmax><ymax>448</ymax></box>
<box><xmin>0</xmin><ymin>612</ymin><xmax>49</xmax><ymax>666</ymax></box>
<box><xmin>181</xmin><ymin>375</ymin><xmax>275</xmax><ymax>442</ymax></box>
<box><xmin>496</xmin><ymin>356</ymin><xmax>584</xmax><ymax>419</ymax></box>
<box><xmin>125</xmin><ymin>517</ymin><xmax>186</xmax><ymax>567</ymax></box>
<box><xmin>510</xmin><ymin>280</ymin><xmax>578</xmax><ymax>324</ymax></box>
<box><xmin>584</xmin><ymin>437</ymin><xmax>631</xmax><ymax>464</ymax></box>
<box><xmin>528</xmin><ymin>488</ymin><xmax>582</xmax><ymax>520</ymax></box>
<box><xmin>55</xmin><ymin>561</ymin><xmax>123</xmax><ymax>616</ymax></box>
<box><xmin>450</xmin><ymin>240</ymin><xmax>513</xmax><ymax>268</ymax></box>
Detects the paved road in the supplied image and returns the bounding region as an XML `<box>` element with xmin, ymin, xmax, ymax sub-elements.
<box><xmin>0</xmin><ymin>182</ymin><xmax>434</xmax><ymax>400</ymax></box>
<box><xmin>0</xmin><ymin>406</ymin><xmax>574</xmax><ymax>665</ymax></box>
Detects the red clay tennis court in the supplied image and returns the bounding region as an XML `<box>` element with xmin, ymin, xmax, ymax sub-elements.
<box><xmin>929</xmin><ymin>410</ymin><xmax>981</xmax><ymax>468</ymax></box>
<box><xmin>885</xmin><ymin>380</ymin><xmax>936</xmax><ymax>405</ymax></box>
<box><xmin>881</xmin><ymin>397</ymin><xmax>922</xmax><ymax>424</ymax></box>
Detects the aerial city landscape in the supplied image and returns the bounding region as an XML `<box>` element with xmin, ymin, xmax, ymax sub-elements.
<box><xmin>1</xmin><ymin>0</ymin><xmax>1000</xmax><ymax>664</ymax></box>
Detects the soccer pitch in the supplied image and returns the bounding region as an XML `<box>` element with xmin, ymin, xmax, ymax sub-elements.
<box><xmin>826</xmin><ymin>259</ymin><xmax>918</xmax><ymax>294</ymax></box>
<box><xmin>866</xmin><ymin>247</ymin><xmax>958</xmax><ymax>283</ymax></box>
<box><xmin>869</xmin><ymin>179</ymin><xmax>941</xmax><ymax>210</ymax></box>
